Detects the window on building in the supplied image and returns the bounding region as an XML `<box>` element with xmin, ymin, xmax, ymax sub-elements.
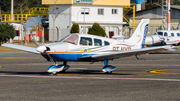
<box><xmin>98</xmin><ymin>9</ymin><xmax>104</xmax><ymax>15</ymax></box>
<box><xmin>94</xmin><ymin>39</ymin><xmax>102</xmax><ymax>46</ymax></box>
<box><xmin>80</xmin><ymin>37</ymin><xmax>92</xmax><ymax>46</ymax></box>
<box><xmin>112</xmin><ymin>9</ymin><xmax>117</xmax><ymax>14</ymax></box>
<box><xmin>81</xmin><ymin>8</ymin><xmax>89</xmax><ymax>14</ymax></box>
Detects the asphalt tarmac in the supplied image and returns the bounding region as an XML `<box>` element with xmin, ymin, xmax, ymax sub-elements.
<box><xmin>0</xmin><ymin>52</ymin><xmax>180</xmax><ymax>101</ymax></box>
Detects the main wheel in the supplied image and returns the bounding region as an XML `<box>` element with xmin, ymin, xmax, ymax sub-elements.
<box><xmin>51</xmin><ymin>72</ymin><xmax>57</xmax><ymax>75</ymax></box>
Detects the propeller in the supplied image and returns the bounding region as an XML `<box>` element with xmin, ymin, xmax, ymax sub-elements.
<box><xmin>30</xmin><ymin>35</ymin><xmax>52</xmax><ymax>61</ymax></box>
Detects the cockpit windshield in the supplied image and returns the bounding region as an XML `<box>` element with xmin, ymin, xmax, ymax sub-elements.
<box><xmin>153</xmin><ymin>32</ymin><xmax>163</xmax><ymax>36</ymax></box>
<box><xmin>157</xmin><ymin>32</ymin><xmax>163</xmax><ymax>36</ymax></box>
<box><xmin>59</xmin><ymin>34</ymin><xmax>79</xmax><ymax>45</ymax></box>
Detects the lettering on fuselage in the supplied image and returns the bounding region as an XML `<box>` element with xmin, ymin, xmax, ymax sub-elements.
<box><xmin>112</xmin><ymin>46</ymin><xmax>131</xmax><ymax>52</ymax></box>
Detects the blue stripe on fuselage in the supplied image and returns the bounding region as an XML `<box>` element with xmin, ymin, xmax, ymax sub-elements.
<box><xmin>49</xmin><ymin>53</ymin><xmax>95</xmax><ymax>61</ymax></box>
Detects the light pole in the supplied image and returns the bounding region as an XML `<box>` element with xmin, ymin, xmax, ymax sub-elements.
<box><xmin>83</xmin><ymin>0</ymin><xmax>96</xmax><ymax>34</ymax></box>
<box><xmin>154</xmin><ymin>3</ymin><xmax>165</xmax><ymax>28</ymax></box>
<box><xmin>83</xmin><ymin>3</ymin><xmax>90</xmax><ymax>34</ymax></box>
<box><xmin>11</xmin><ymin>0</ymin><xmax>13</xmax><ymax>22</ymax></box>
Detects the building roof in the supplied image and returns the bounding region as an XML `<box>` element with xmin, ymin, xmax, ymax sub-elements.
<box><xmin>42</xmin><ymin>0</ymin><xmax>130</xmax><ymax>6</ymax></box>
<box><xmin>129</xmin><ymin>5</ymin><xmax>180</xmax><ymax>14</ymax></box>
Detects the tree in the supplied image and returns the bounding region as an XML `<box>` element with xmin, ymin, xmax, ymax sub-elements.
<box><xmin>0</xmin><ymin>23</ymin><xmax>16</xmax><ymax>45</ymax></box>
<box><xmin>88</xmin><ymin>23</ymin><xmax>107</xmax><ymax>37</ymax></box>
<box><xmin>70</xmin><ymin>23</ymin><xmax>79</xmax><ymax>33</ymax></box>
<box><xmin>27</xmin><ymin>0</ymin><xmax>46</xmax><ymax>8</ymax></box>
<box><xmin>14</xmin><ymin>0</ymin><xmax>29</xmax><ymax>14</ymax></box>
<box><xmin>1</xmin><ymin>0</ymin><xmax>11</xmax><ymax>14</ymax></box>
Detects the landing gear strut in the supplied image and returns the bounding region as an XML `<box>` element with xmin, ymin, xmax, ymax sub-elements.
<box><xmin>47</xmin><ymin>61</ymin><xmax>70</xmax><ymax>75</ymax></box>
<box><xmin>102</xmin><ymin>59</ymin><xmax>116</xmax><ymax>74</ymax></box>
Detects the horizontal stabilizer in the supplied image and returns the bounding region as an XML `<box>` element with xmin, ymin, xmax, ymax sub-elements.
<box><xmin>2</xmin><ymin>43</ymin><xmax>40</xmax><ymax>54</ymax></box>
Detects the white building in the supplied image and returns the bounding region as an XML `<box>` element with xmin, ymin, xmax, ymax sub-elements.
<box><xmin>42</xmin><ymin>0</ymin><xmax>130</xmax><ymax>41</ymax></box>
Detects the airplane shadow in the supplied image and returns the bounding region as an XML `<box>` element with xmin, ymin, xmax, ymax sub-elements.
<box><xmin>59</xmin><ymin>70</ymin><xmax>134</xmax><ymax>76</ymax></box>
<box><xmin>0</xmin><ymin>71</ymin><xmax>49</xmax><ymax>75</ymax></box>
<box><xmin>0</xmin><ymin>70</ymin><xmax>134</xmax><ymax>76</ymax></box>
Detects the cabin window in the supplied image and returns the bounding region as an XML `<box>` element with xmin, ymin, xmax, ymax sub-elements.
<box><xmin>171</xmin><ymin>33</ymin><xmax>174</xmax><ymax>37</ymax></box>
<box><xmin>177</xmin><ymin>33</ymin><xmax>180</xmax><ymax>37</ymax></box>
<box><xmin>63</xmin><ymin>35</ymin><xmax>79</xmax><ymax>45</ymax></box>
<box><xmin>164</xmin><ymin>32</ymin><xmax>168</xmax><ymax>36</ymax></box>
<box><xmin>157</xmin><ymin>32</ymin><xmax>163</xmax><ymax>36</ymax></box>
<box><xmin>94</xmin><ymin>39</ymin><xmax>102</xmax><ymax>46</ymax></box>
<box><xmin>104</xmin><ymin>41</ymin><xmax>110</xmax><ymax>46</ymax></box>
<box><xmin>80</xmin><ymin>37</ymin><xmax>92</xmax><ymax>46</ymax></box>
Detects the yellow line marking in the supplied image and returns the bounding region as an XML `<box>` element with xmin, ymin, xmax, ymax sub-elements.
<box><xmin>149</xmin><ymin>69</ymin><xmax>180</xmax><ymax>75</ymax></box>
<box><xmin>0</xmin><ymin>57</ymin><xmax>40</xmax><ymax>59</ymax></box>
<box><xmin>0</xmin><ymin>81</ymin><xmax>18</xmax><ymax>84</ymax></box>
<box><xmin>0</xmin><ymin>66</ymin><xmax>2</xmax><ymax>68</ymax></box>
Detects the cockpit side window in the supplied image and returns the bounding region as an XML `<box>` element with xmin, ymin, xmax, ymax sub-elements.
<box><xmin>177</xmin><ymin>33</ymin><xmax>180</xmax><ymax>37</ymax></box>
<box><xmin>164</xmin><ymin>32</ymin><xmax>168</xmax><ymax>36</ymax></box>
<box><xmin>104</xmin><ymin>41</ymin><xmax>110</xmax><ymax>46</ymax></box>
<box><xmin>63</xmin><ymin>35</ymin><xmax>79</xmax><ymax>45</ymax></box>
<box><xmin>171</xmin><ymin>33</ymin><xmax>174</xmax><ymax>37</ymax></box>
<box><xmin>94</xmin><ymin>39</ymin><xmax>102</xmax><ymax>46</ymax></box>
<box><xmin>80</xmin><ymin>37</ymin><xmax>92</xmax><ymax>46</ymax></box>
<box><xmin>157</xmin><ymin>32</ymin><xmax>163</xmax><ymax>36</ymax></box>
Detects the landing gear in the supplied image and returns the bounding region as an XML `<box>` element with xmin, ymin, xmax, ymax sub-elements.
<box><xmin>135</xmin><ymin>55</ymin><xmax>145</xmax><ymax>60</ymax></box>
<box><xmin>102</xmin><ymin>59</ymin><xmax>116</xmax><ymax>74</ymax></box>
<box><xmin>47</xmin><ymin>61</ymin><xmax>70</xmax><ymax>75</ymax></box>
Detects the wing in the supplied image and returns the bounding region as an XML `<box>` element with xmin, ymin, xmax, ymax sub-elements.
<box><xmin>2</xmin><ymin>43</ymin><xmax>40</xmax><ymax>54</ymax></box>
<box><xmin>78</xmin><ymin>45</ymin><xmax>178</xmax><ymax>61</ymax></box>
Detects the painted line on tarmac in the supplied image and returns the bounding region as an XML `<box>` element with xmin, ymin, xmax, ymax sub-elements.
<box><xmin>0</xmin><ymin>57</ymin><xmax>40</xmax><ymax>59</ymax></box>
<box><xmin>0</xmin><ymin>74</ymin><xmax>180</xmax><ymax>82</ymax></box>
<box><xmin>149</xmin><ymin>69</ymin><xmax>180</xmax><ymax>75</ymax></box>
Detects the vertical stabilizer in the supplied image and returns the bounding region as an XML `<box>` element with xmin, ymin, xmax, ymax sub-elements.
<box><xmin>127</xmin><ymin>19</ymin><xmax>149</xmax><ymax>48</ymax></box>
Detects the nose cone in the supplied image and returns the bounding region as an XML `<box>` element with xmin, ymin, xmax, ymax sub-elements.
<box><xmin>37</xmin><ymin>45</ymin><xmax>46</xmax><ymax>53</ymax></box>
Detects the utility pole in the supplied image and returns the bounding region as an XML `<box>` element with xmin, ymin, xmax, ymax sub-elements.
<box><xmin>168</xmin><ymin>0</ymin><xmax>171</xmax><ymax>30</ymax></box>
<box><xmin>11</xmin><ymin>0</ymin><xmax>13</xmax><ymax>22</ymax></box>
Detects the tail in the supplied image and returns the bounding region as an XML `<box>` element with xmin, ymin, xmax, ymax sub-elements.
<box><xmin>127</xmin><ymin>19</ymin><xmax>150</xmax><ymax>48</ymax></box>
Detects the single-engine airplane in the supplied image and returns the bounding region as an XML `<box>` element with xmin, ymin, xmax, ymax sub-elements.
<box><xmin>145</xmin><ymin>30</ymin><xmax>180</xmax><ymax>46</ymax></box>
<box><xmin>2</xmin><ymin>19</ymin><xmax>178</xmax><ymax>75</ymax></box>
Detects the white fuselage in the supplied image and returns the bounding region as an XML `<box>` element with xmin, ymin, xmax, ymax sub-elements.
<box><xmin>145</xmin><ymin>30</ymin><xmax>180</xmax><ymax>46</ymax></box>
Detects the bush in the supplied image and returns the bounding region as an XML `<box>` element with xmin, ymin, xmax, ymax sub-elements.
<box><xmin>70</xmin><ymin>23</ymin><xmax>79</xmax><ymax>33</ymax></box>
<box><xmin>0</xmin><ymin>23</ymin><xmax>16</xmax><ymax>45</ymax></box>
<box><xmin>87</xmin><ymin>23</ymin><xmax>106</xmax><ymax>37</ymax></box>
